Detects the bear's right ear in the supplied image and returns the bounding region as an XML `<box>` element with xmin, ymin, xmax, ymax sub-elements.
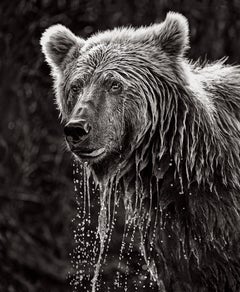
<box><xmin>40</xmin><ymin>24</ymin><xmax>85</xmax><ymax>70</ymax></box>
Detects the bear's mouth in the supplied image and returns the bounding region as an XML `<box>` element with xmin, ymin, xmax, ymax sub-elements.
<box><xmin>73</xmin><ymin>147</ymin><xmax>106</xmax><ymax>159</ymax></box>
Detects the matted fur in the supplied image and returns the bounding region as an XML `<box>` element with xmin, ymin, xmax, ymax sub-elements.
<box><xmin>41</xmin><ymin>12</ymin><xmax>240</xmax><ymax>292</ymax></box>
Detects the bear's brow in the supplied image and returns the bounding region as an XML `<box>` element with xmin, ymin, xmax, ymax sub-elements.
<box><xmin>79</xmin><ymin>43</ymin><xmax>135</xmax><ymax>72</ymax></box>
<box><xmin>66</xmin><ymin>43</ymin><xmax>157</xmax><ymax>91</ymax></box>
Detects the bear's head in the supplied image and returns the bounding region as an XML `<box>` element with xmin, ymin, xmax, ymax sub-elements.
<box><xmin>41</xmin><ymin>12</ymin><xmax>189</xmax><ymax>182</ymax></box>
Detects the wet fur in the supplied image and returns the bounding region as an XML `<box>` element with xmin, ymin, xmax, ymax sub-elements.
<box><xmin>41</xmin><ymin>13</ymin><xmax>240</xmax><ymax>292</ymax></box>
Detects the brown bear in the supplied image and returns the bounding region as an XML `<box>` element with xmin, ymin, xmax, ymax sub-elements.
<box><xmin>41</xmin><ymin>12</ymin><xmax>240</xmax><ymax>292</ymax></box>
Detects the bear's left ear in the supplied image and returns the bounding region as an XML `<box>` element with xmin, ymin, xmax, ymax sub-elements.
<box><xmin>151</xmin><ymin>12</ymin><xmax>189</xmax><ymax>56</ymax></box>
<box><xmin>40</xmin><ymin>24</ymin><xmax>85</xmax><ymax>71</ymax></box>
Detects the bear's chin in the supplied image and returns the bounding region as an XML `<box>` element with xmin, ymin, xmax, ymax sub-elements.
<box><xmin>90</xmin><ymin>159</ymin><xmax>123</xmax><ymax>183</ymax></box>
<box><xmin>73</xmin><ymin>151</ymin><xmax>124</xmax><ymax>182</ymax></box>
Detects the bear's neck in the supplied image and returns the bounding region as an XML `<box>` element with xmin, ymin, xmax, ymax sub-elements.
<box><xmin>97</xmin><ymin>60</ymin><xmax>240</xmax><ymax>213</ymax></box>
<box><xmin>120</xmin><ymin>64</ymin><xmax>240</xmax><ymax>207</ymax></box>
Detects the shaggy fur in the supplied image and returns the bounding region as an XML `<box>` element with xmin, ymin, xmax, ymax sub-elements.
<box><xmin>41</xmin><ymin>12</ymin><xmax>240</xmax><ymax>292</ymax></box>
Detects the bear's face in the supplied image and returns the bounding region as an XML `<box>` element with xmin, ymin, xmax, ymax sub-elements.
<box><xmin>56</xmin><ymin>44</ymin><xmax>151</xmax><ymax>179</ymax></box>
<box><xmin>41</xmin><ymin>12</ymin><xmax>189</xmax><ymax>181</ymax></box>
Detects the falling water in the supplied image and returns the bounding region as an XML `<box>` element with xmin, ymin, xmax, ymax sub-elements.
<box><xmin>69</xmin><ymin>158</ymin><xmax>162</xmax><ymax>292</ymax></box>
<box><xmin>69</xmin><ymin>160</ymin><xmax>101</xmax><ymax>291</ymax></box>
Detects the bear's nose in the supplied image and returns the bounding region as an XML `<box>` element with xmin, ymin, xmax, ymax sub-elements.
<box><xmin>64</xmin><ymin>120</ymin><xmax>91</xmax><ymax>145</ymax></box>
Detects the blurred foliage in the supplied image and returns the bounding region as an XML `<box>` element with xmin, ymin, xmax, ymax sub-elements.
<box><xmin>1</xmin><ymin>0</ymin><xmax>240</xmax><ymax>291</ymax></box>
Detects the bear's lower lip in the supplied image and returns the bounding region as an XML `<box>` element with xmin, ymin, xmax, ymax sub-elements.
<box><xmin>75</xmin><ymin>147</ymin><xmax>106</xmax><ymax>158</ymax></box>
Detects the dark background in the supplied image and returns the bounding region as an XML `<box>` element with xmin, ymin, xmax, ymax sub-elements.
<box><xmin>1</xmin><ymin>0</ymin><xmax>240</xmax><ymax>291</ymax></box>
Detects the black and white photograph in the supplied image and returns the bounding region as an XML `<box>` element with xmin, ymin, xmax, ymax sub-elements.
<box><xmin>1</xmin><ymin>0</ymin><xmax>240</xmax><ymax>291</ymax></box>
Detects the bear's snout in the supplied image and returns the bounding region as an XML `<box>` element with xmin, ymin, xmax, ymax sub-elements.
<box><xmin>64</xmin><ymin>120</ymin><xmax>91</xmax><ymax>147</ymax></box>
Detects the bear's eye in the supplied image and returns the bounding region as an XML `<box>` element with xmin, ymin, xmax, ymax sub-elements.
<box><xmin>70</xmin><ymin>84</ymin><xmax>80</xmax><ymax>93</ymax></box>
<box><xmin>110</xmin><ymin>80</ymin><xmax>122</xmax><ymax>94</ymax></box>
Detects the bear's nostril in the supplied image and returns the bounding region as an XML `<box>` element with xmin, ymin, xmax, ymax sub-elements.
<box><xmin>64</xmin><ymin>121</ymin><xmax>91</xmax><ymax>144</ymax></box>
<box><xmin>83</xmin><ymin>122</ymin><xmax>91</xmax><ymax>134</ymax></box>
